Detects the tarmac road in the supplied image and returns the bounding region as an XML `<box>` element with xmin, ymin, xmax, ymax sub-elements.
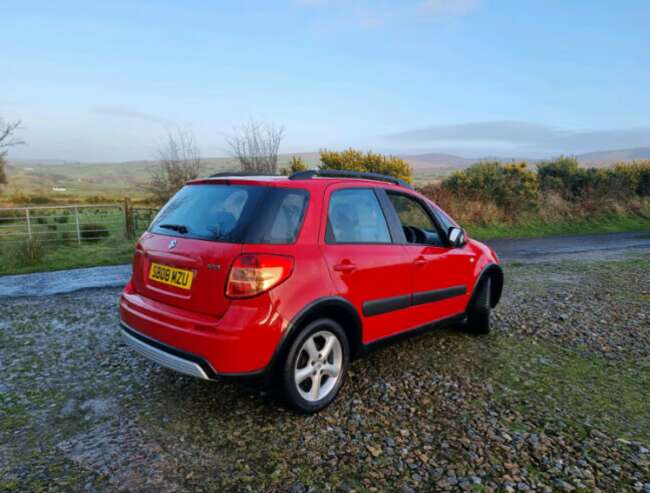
<box><xmin>486</xmin><ymin>230</ymin><xmax>650</xmax><ymax>262</ymax></box>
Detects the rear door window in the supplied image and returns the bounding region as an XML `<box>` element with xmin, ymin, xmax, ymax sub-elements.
<box><xmin>150</xmin><ymin>184</ymin><xmax>308</xmax><ymax>244</ymax></box>
<box><xmin>246</xmin><ymin>188</ymin><xmax>309</xmax><ymax>244</ymax></box>
<box><xmin>326</xmin><ymin>188</ymin><xmax>392</xmax><ymax>243</ymax></box>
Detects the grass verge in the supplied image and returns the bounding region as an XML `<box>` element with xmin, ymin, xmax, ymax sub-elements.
<box><xmin>0</xmin><ymin>239</ymin><xmax>135</xmax><ymax>276</ymax></box>
<box><xmin>469</xmin><ymin>211</ymin><xmax>650</xmax><ymax>240</ymax></box>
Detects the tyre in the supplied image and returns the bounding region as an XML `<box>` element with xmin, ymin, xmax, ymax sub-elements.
<box><xmin>467</xmin><ymin>277</ymin><xmax>492</xmax><ymax>334</ymax></box>
<box><xmin>279</xmin><ymin>318</ymin><xmax>349</xmax><ymax>413</ymax></box>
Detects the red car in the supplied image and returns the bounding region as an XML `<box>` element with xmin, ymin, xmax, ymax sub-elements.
<box><xmin>120</xmin><ymin>170</ymin><xmax>503</xmax><ymax>412</ymax></box>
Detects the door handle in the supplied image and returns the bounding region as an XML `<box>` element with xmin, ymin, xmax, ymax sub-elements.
<box><xmin>414</xmin><ymin>256</ymin><xmax>427</xmax><ymax>265</ymax></box>
<box><xmin>333</xmin><ymin>261</ymin><xmax>356</xmax><ymax>272</ymax></box>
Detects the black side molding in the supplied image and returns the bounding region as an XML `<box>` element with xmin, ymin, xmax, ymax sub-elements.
<box><xmin>362</xmin><ymin>294</ymin><xmax>411</xmax><ymax>317</ymax></box>
<box><xmin>362</xmin><ymin>285</ymin><xmax>468</xmax><ymax>318</ymax></box>
<box><xmin>412</xmin><ymin>285</ymin><xmax>466</xmax><ymax>307</ymax></box>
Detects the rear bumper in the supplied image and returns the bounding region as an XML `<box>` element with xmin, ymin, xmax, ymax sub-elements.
<box><xmin>119</xmin><ymin>282</ymin><xmax>286</xmax><ymax>376</ymax></box>
<box><xmin>121</xmin><ymin>323</ymin><xmax>218</xmax><ymax>380</ymax></box>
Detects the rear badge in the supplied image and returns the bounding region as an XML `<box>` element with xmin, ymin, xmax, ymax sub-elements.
<box><xmin>207</xmin><ymin>263</ymin><xmax>221</xmax><ymax>271</ymax></box>
<box><xmin>168</xmin><ymin>240</ymin><xmax>177</xmax><ymax>250</ymax></box>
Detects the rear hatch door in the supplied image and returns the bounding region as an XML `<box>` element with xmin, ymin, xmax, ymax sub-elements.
<box><xmin>132</xmin><ymin>183</ymin><xmax>270</xmax><ymax>317</ymax></box>
<box><xmin>133</xmin><ymin>234</ymin><xmax>241</xmax><ymax>318</ymax></box>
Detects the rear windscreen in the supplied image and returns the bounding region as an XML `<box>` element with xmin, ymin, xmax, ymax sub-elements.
<box><xmin>150</xmin><ymin>184</ymin><xmax>309</xmax><ymax>244</ymax></box>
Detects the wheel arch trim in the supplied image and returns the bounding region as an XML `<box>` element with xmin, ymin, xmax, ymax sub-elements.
<box><xmin>269</xmin><ymin>296</ymin><xmax>363</xmax><ymax>371</ymax></box>
<box><xmin>468</xmin><ymin>263</ymin><xmax>504</xmax><ymax>311</ymax></box>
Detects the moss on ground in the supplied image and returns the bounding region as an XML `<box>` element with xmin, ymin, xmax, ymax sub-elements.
<box><xmin>490</xmin><ymin>337</ymin><xmax>650</xmax><ymax>442</ymax></box>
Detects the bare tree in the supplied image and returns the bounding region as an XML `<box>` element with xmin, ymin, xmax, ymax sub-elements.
<box><xmin>227</xmin><ymin>118</ymin><xmax>285</xmax><ymax>174</ymax></box>
<box><xmin>148</xmin><ymin>128</ymin><xmax>202</xmax><ymax>203</ymax></box>
<box><xmin>0</xmin><ymin>118</ymin><xmax>24</xmax><ymax>186</ymax></box>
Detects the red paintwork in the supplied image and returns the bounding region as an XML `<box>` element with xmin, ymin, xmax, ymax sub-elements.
<box><xmin>119</xmin><ymin>176</ymin><xmax>499</xmax><ymax>375</ymax></box>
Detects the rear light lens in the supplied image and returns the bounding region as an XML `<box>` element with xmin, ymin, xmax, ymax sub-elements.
<box><xmin>226</xmin><ymin>254</ymin><xmax>294</xmax><ymax>298</ymax></box>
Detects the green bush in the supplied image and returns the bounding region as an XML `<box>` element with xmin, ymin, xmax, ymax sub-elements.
<box><xmin>538</xmin><ymin>157</ymin><xmax>650</xmax><ymax>201</ymax></box>
<box><xmin>281</xmin><ymin>156</ymin><xmax>309</xmax><ymax>176</ymax></box>
<box><xmin>54</xmin><ymin>214</ymin><xmax>69</xmax><ymax>224</ymax></box>
<box><xmin>319</xmin><ymin>148</ymin><xmax>413</xmax><ymax>183</ymax></box>
<box><xmin>84</xmin><ymin>195</ymin><xmax>118</xmax><ymax>204</ymax></box>
<box><xmin>613</xmin><ymin>161</ymin><xmax>650</xmax><ymax>197</ymax></box>
<box><xmin>80</xmin><ymin>223</ymin><xmax>110</xmax><ymax>242</ymax></box>
<box><xmin>10</xmin><ymin>237</ymin><xmax>45</xmax><ymax>266</ymax></box>
<box><xmin>443</xmin><ymin>161</ymin><xmax>538</xmax><ymax>211</ymax></box>
<box><xmin>59</xmin><ymin>232</ymin><xmax>74</xmax><ymax>245</ymax></box>
<box><xmin>29</xmin><ymin>195</ymin><xmax>52</xmax><ymax>205</ymax></box>
<box><xmin>537</xmin><ymin>156</ymin><xmax>581</xmax><ymax>198</ymax></box>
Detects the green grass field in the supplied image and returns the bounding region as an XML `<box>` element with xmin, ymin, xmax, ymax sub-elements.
<box><xmin>0</xmin><ymin>205</ymin><xmax>156</xmax><ymax>276</ymax></box>
<box><xmin>0</xmin><ymin>239</ymin><xmax>136</xmax><ymax>276</ymax></box>
<box><xmin>3</xmin><ymin>154</ymin><xmax>325</xmax><ymax>200</ymax></box>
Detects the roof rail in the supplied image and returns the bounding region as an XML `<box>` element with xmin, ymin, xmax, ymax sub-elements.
<box><xmin>289</xmin><ymin>169</ymin><xmax>412</xmax><ymax>188</ymax></box>
<box><xmin>209</xmin><ymin>171</ymin><xmax>277</xmax><ymax>178</ymax></box>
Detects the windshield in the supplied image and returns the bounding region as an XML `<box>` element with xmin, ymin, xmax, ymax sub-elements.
<box><xmin>150</xmin><ymin>184</ymin><xmax>308</xmax><ymax>244</ymax></box>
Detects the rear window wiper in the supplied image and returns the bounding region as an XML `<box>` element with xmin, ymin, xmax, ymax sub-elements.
<box><xmin>158</xmin><ymin>223</ymin><xmax>189</xmax><ymax>234</ymax></box>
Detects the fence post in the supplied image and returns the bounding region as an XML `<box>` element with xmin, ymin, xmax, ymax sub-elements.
<box><xmin>124</xmin><ymin>197</ymin><xmax>134</xmax><ymax>240</ymax></box>
<box><xmin>74</xmin><ymin>207</ymin><xmax>81</xmax><ymax>244</ymax></box>
<box><xmin>25</xmin><ymin>208</ymin><xmax>32</xmax><ymax>239</ymax></box>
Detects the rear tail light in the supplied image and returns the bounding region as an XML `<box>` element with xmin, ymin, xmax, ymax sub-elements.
<box><xmin>226</xmin><ymin>254</ymin><xmax>294</xmax><ymax>298</ymax></box>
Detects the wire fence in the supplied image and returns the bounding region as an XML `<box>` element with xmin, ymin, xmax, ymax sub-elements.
<box><xmin>0</xmin><ymin>202</ymin><xmax>159</xmax><ymax>245</ymax></box>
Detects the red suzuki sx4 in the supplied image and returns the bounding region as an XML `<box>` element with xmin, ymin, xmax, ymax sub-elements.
<box><xmin>119</xmin><ymin>170</ymin><xmax>503</xmax><ymax>412</ymax></box>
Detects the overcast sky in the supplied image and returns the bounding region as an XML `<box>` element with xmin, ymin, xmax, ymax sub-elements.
<box><xmin>2</xmin><ymin>0</ymin><xmax>650</xmax><ymax>162</ymax></box>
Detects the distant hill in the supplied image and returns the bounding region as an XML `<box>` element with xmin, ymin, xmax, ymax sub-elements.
<box><xmin>400</xmin><ymin>147</ymin><xmax>650</xmax><ymax>169</ymax></box>
<box><xmin>572</xmin><ymin>147</ymin><xmax>650</xmax><ymax>166</ymax></box>
<box><xmin>12</xmin><ymin>147</ymin><xmax>650</xmax><ymax>171</ymax></box>
<box><xmin>400</xmin><ymin>153</ymin><xmax>472</xmax><ymax>169</ymax></box>
<box><xmin>5</xmin><ymin>147</ymin><xmax>649</xmax><ymax>197</ymax></box>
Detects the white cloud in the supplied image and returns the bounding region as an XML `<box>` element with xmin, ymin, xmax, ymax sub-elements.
<box><xmin>386</xmin><ymin>121</ymin><xmax>650</xmax><ymax>154</ymax></box>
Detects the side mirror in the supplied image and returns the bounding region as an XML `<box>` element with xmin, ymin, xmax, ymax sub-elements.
<box><xmin>448</xmin><ymin>227</ymin><xmax>466</xmax><ymax>247</ymax></box>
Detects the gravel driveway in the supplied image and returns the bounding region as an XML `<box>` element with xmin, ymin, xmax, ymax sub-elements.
<box><xmin>1</xmin><ymin>250</ymin><xmax>649</xmax><ymax>491</ymax></box>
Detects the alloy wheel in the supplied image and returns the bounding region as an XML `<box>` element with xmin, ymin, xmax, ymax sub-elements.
<box><xmin>294</xmin><ymin>330</ymin><xmax>343</xmax><ymax>402</ymax></box>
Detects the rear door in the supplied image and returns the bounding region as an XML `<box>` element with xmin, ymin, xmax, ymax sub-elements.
<box><xmin>319</xmin><ymin>185</ymin><xmax>412</xmax><ymax>343</ymax></box>
<box><xmin>383</xmin><ymin>190</ymin><xmax>474</xmax><ymax>327</ymax></box>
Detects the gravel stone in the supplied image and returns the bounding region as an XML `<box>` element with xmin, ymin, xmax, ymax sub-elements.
<box><xmin>1</xmin><ymin>255</ymin><xmax>649</xmax><ymax>491</ymax></box>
